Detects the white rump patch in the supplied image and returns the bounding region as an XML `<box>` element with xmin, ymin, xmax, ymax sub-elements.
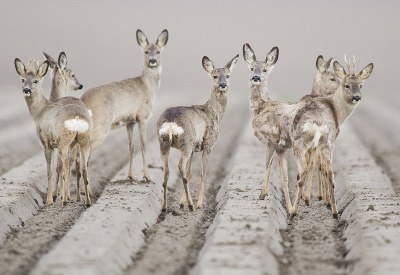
<box><xmin>64</xmin><ymin>117</ymin><xmax>89</xmax><ymax>133</ymax></box>
<box><xmin>302</xmin><ymin>122</ymin><xmax>329</xmax><ymax>148</ymax></box>
<box><xmin>159</xmin><ymin>122</ymin><xmax>184</xmax><ymax>136</ymax></box>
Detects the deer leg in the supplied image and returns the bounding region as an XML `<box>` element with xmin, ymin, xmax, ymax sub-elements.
<box><xmin>322</xmin><ymin>161</ymin><xmax>331</xmax><ymax>207</ymax></box>
<box><xmin>139</xmin><ymin>120</ymin><xmax>151</xmax><ymax>182</ymax></box>
<box><xmin>56</xmin><ymin>153</ymin><xmax>64</xmax><ymax>203</ymax></box>
<box><xmin>60</xmin><ymin>147</ymin><xmax>70</xmax><ymax>207</ymax></box>
<box><xmin>317</xmin><ymin>150</ymin><xmax>323</xmax><ymax>201</ymax></box>
<box><xmin>260</xmin><ymin>146</ymin><xmax>275</xmax><ymax>200</ymax></box>
<box><xmin>52</xmin><ymin>151</ymin><xmax>60</xmax><ymax>202</ymax></box>
<box><xmin>161</xmin><ymin>148</ymin><xmax>170</xmax><ymax>212</ymax></box>
<box><xmin>304</xmin><ymin>149</ymin><xmax>317</xmax><ymax>206</ymax></box>
<box><xmin>44</xmin><ymin>148</ymin><xmax>54</xmax><ymax>206</ymax></box>
<box><xmin>80</xmin><ymin>143</ymin><xmax>91</xmax><ymax>207</ymax></box>
<box><xmin>74</xmin><ymin>147</ymin><xmax>81</xmax><ymax>202</ymax></box>
<box><xmin>290</xmin><ymin>151</ymin><xmax>308</xmax><ymax>220</ymax></box>
<box><xmin>197</xmin><ymin>148</ymin><xmax>211</xmax><ymax>209</ymax></box>
<box><xmin>179</xmin><ymin>152</ymin><xmax>193</xmax><ymax>208</ymax></box>
<box><xmin>321</xmin><ymin>151</ymin><xmax>338</xmax><ymax>219</ymax></box>
<box><xmin>126</xmin><ymin>124</ymin><xmax>135</xmax><ymax>180</ymax></box>
<box><xmin>277</xmin><ymin>150</ymin><xmax>292</xmax><ymax>214</ymax></box>
<box><xmin>179</xmin><ymin>152</ymin><xmax>194</xmax><ymax>211</ymax></box>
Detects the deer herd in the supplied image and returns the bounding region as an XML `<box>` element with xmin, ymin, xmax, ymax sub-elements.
<box><xmin>13</xmin><ymin>29</ymin><xmax>373</xmax><ymax>221</ymax></box>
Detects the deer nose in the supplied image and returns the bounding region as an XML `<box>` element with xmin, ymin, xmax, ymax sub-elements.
<box><xmin>252</xmin><ymin>75</ymin><xmax>261</xmax><ymax>82</ymax></box>
<box><xmin>149</xmin><ymin>59</ymin><xmax>157</xmax><ymax>65</ymax></box>
<box><xmin>352</xmin><ymin>95</ymin><xmax>361</xmax><ymax>102</ymax></box>
<box><xmin>78</xmin><ymin>85</ymin><xmax>83</xmax><ymax>90</ymax></box>
<box><xmin>23</xmin><ymin>88</ymin><xmax>31</xmax><ymax>95</ymax></box>
<box><xmin>219</xmin><ymin>83</ymin><xmax>227</xmax><ymax>89</ymax></box>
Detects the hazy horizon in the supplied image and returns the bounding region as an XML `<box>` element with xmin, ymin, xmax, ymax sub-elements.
<box><xmin>1</xmin><ymin>0</ymin><xmax>398</xmax><ymax>106</ymax></box>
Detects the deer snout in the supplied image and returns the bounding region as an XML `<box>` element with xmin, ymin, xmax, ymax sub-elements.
<box><xmin>352</xmin><ymin>95</ymin><xmax>361</xmax><ymax>103</ymax></box>
<box><xmin>149</xmin><ymin>59</ymin><xmax>157</xmax><ymax>67</ymax></box>
<box><xmin>78</xmin><ymin>84</ymin><xmax>83</xmax><ymax>90</ymax></box>
<box><xmin>219</xmin><ymin>83</ymin><xmax>227</xmax><ymax>90</ymax></box>
<box><xmin>251</xmin><ymin>75</ymin><xmax>261</xmax><ymax>83</ymax></box>
<box><xmin>23</xmin><ymin>88</ymin><xmax>32</xmax><ymax>96</ymax></box>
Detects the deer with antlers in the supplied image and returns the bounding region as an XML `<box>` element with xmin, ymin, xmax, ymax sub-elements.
<box><xmin>290</xmin><ymin>56</ymin><xmax>373</xmax><ymax>219</ymax></box>
<box><xmin>157</xmin><ymin>54</ymin><xmax>239</xmax><ymax>212</ymax></box>
<box><xmin>14</xmin><ymin>58</ymin><xmax>92</xmax><ymax>207</ymax></box>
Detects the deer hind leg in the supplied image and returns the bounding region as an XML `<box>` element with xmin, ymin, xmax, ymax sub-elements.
<box><xmin>290</xmin><ymin>149</ymin><xmax>308</xmax><ymax>220</ymax></box>
<box><xmin>139</xmin><ymin>120</ymin><xmax>151</xmax><ymax>182</ymax></box>
<box><xmin>277</xmin><ymin>150</ymin><xmax>292</xmax><ymax>214</ymax></box>
<box><xmin>321</xmin><ymin>150</ymin><xmax>338</xmax><ymax>219</ymax></box>
<box><xmin>60</xmin><ymin>147</ymin><xmax>70</xmax><ymax>206</ymax></box>
<box><xmin>178</xmin><ymin>151</ymin><xmax>194</xmax><ymax>211</ymax></box>
<box><xmin>317</xmin><ymin>150</ymin><xmax>323</xmax><ymax>201</ymax></box>
<box><xmin>126</xmin><ymin>124</ymin><xmax>135</xmax><ymax>180</ymax></box>
<box><xmin>304</xmin><ymin>149</ymin><xmax>317</xmax><ymax>206</ymax></box>
<box><xmin>161</xmin><ymin>146</ymin><xmax>171</xmax><ymax>212</ymax></box>
<box><xmin>52</xmin><ymin>151</ymin><xmax>61</xmax><ymax>202</ymax></box>
<box><xmin>260</xmin><ymin>146</ymin><xmax>275</xmax><ymax>200</ymax></box>
<box><xmin>68</xmin><ymin>144</ymin><xmax>81</xmax><ymax>202</ymax></box>
<box><xmin>44</xmin><ymin>148</ymin><xmax>54</xmax><ymax>206</ymax></box>
<box><xmin>179</xmin><ymin>152</ymin><xmax>193</xmax><ymax>208</ymax></box>
<box><xmin>197</xmin><ymin>148</ymin><xmax>211</xmax><ymax>209</ymax></box>
<box><xmin>80</xmin><ymin>142</ymin><xmax>91</xmax><ymax>207</ymax></box>
<box><xmin>322</xmin><ymin>160</ymin><xmax>331</xmax><ymax>207</ymax></box>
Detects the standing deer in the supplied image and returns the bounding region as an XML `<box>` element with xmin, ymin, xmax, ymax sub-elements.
<box><xmin>14</xmin><ymin>58</ymin><xmax>92</xmax><ymax>206</ymax></box>
<box><xmin>157</xmin><ymin>54</ymin><xmax>239</xmax><ymax>212</ymax></box>
<box><xmin>80</xmin><ymin>29</ymin><xmax>168</xmax><ymax>182</ymax></box>
<box><xmin>290</xmin><ymin>56</ymin><xmax>373</xmax><ymax>219</ymax></box>
<box><xmin>43</xmin><ymin>51</ymin><xmax>89</xmax><ymax>202</ymax></box>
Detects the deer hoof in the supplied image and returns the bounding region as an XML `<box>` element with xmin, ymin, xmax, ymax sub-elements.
<box><xmin>179</xmin><ymin>204</ymin><xmax>184</xmax><ymax>209</ymax></box>
<box><xmin>318</xmin><ymin>196</ymin><xmax>322</xmax><ymax>201</ymax></box>
<box><xmin>333</xmin><ymin>213</ymin><xmax>339</xmax><ymax>219</ymax></box>
<box><xmin>62</xmin><ymin>201</ymin><xmax>68</xmax><ymax>207</ymax></box>
<box><xmin>289</xmin><ymin>212</ymin><xmax>297</xmax><ymax>220</ymax></box>
<box><xmin>52</xmin><ymin>195</ymin><xmax>57</xmax><ymax>202</ymax></box>
<box><xmin>143</xmin><ymin>175</ymin><xmax>152</xmax><ymax>182</ymax></box>
<box><xmin>188</xmin><ymin>205</ymin><xmax>194</xmax><ymax>212</ymax></box>
<box><xmin>259</xmin><ymin>193</ymin><xmax>267</xmax><ymax>200</ymax></box>
<box><xmin>127</xmin><ymin>176</ymin><xmax>133</xmax><ymax>180</ymax></box>
<box><xmin>326</xmin><ymin>203</ymin><xmax>331</xmax><ymax>209</ymax></box>
<box><xmin>305</xmin><ymin>199</ymin><xmax>310</xmax><ymax>206</ymax></box>
<box><xmin>162</xmin><ymin>207</ymin><xmax>167</xmax><ymax>213</ymax></box>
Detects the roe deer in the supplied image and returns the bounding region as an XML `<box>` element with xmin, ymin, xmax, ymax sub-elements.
<box><xmin>157</xmin><ymin>54</ymin><xmax>239</xmax><ymax>212</ymax></box>
<box><xmin>44</xmin><ymin>51</ymin><xmax>89</xmax><ymax>202</ymax></box>
<box><xmin>290</xmin><ymin>56</ymin><xmax>373</xmax><ymax>219</ymax></box>
<box><xmin>80</xmin><ymin>29</ymin><xmax>168</xmax><ymax>182</ymax></box>
<box><xmin>14</xmin><ymin>58</ymin><xmax>92</xmax><ymax>206</ymax></box>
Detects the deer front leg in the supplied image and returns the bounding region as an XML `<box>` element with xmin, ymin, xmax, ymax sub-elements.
<box><xmin>277</xmin><ymin>151</ymin><xmax>292</xmax><ymax>214</ymax></box>
<box><xmin>321</xmin><ymin>151</ymin><xmax>338</xmax><ymax>219</ymax></box>
<box><xmin>197</xmin><ymin>148</ymin><xmax>211</xmax><ymax>209</ymax></box>
<box><xmin>304</xmin><ymin>149</ymin><xmax>317</xmax><ymax>206</ymax></box>
<box><xmin>179</xmin><ymin>152</ymin><xmax>192</xmax><ymax>208</ymax></box>
<box><xmin>139</xmin><ymin>120</ymin><xmax>151</xmax><ymax>182</ymax></box>
<box><xmin>44</xmin><ymin>148</ymin><xmax>54</xmax><ymax>206</ymax></box>
<box><xmin>178</xmin><ymin>152</ymin><xmax>194</xmax><ymax>211</ymax></box>
<box><xmin>126</xmin><ymin>124</ymin><xmax>135</xmax><ymax>180</ymax></box>
<box><xmin>260</xmin><ymin>146</ymin><xmax>275</xmax><ymax>200</ymax></box>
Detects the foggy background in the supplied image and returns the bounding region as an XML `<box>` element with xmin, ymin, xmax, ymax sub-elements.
<box><xmin>1</xmin><ymin>0</ymin><xmax>398</xmax><ymax>111</ymax></box>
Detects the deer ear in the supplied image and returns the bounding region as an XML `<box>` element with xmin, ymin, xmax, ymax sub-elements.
<box><xmin>316</xmin><ymin>55</ymin><xmax>326</xmax><ymax>73</ymax></box>
<box><xmin>333</xmin><ymin>61</ymin><xmax>347</xmax><ymax>79</ymax></box>
<box><xmin>37</xmin><ymin>60</ymin><xmax>49</xmax><ymax>79</ymax></box>
<box><xmin>359</xmin><ymin>63</ymin><xmax>373</xmax><ymax>80</ymax></box>
<box><xmin>325</xmin><ymin>57</ymin><xmax>333</xmax><ymax>70</ymax></box>
<box><xmin>266</xmin><ymin>46</ymin><xmax>279</xmax><ymax>65</ymax></box>
<box><xmin>156</xmin><ymin>29</ymin><xmax>168</xmax><ymax>48</ymax></box>
<box><xmin>14</xmin><ymin>58</ymin><xmax>26</xmax><ymax>77</ymax></box>
<box><xmin>58</xmin><ymin>52</ymin><xmax>67</xmax><ymax>70</ymax></box>
<box><xmin>43</xmin><ymin>52</ymin><xmax>57</xmax><ymax>69</ymax></box>
<box><xmin>136</xmin><ymin>29</ymin><xmax>149</xmax><ymax>48</ymax></box>
<box><xmin>226</xmin><ymin>54</ymin><xmax>239</xmax><ymax>73</ymax></box>
<box><xmin>243</xmin><ymin>43</ymin><xmax>256</xmax><ymax>64</ymax></box>
<box><xmin>202</xmin><ymin>56</ymin><xmax>214</xmax><ymax>73</ymax></box>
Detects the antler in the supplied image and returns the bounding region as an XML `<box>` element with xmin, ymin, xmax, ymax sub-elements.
<box><xmin>344</xmin><ymin>55</ymin><xmax>357</xmax><ymax>75</ymax></box>
<box><xmin>352</xmin><ymin>55</ymin><xmax>356</xmax><ymax>76</ymax></box>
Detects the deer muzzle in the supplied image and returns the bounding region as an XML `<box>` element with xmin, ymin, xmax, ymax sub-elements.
<box><xmin>219</xmin><ymin>83</ymin><xmax>227</xmax><ymax>91</ymax></box>
<box><xmin>23</xmin><ymin>88</ymin><xmax>32</xmax><ymax>96</ymax></box>
<box><xmin>251</xmin><ymin>75</ymin><xmax>261</xmax><ymax>83</ymax></box>
<box><xmin>149</xmin><ymin>59</ymin><xmax>157</xmax><ymax>67</ymax></box>
<box><xmin>352</xmin><ymin>95</ymin><xmax>361</xmax><ymax>103</ymax></box>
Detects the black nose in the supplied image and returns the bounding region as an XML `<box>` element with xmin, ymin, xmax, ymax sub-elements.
<box><xmin>219</xmin><ymin>83</ymin><xmax>227</xmax><ymax>89</ymax></box>
<box><xmin>78</xmin><ymin>85</ymin><xmax>83</xmax><ymax>90</ymax></box>
<box><xmin>149</xmin><ymin>59</ymin><xmax>157</xmax><ymax>64</ymax></box>
<box><xmin>23</xmin><ymin>88</ymin><xmax>31</xmax><ymax>94</ymax></box>
<box><xmin>352</xmin><ymin>95</ymin><xmax>361</xmax><ymax>102</ymax></box>
<box><xmin>252</xmin><ymin>75</ymin><xmax>261</xmax><ymax>82</ymax></box>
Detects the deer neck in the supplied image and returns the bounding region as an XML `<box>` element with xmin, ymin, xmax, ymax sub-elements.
<box><xmin>249</xmin><ymin>81</ymin><xmax>270</xmax><ymax>117</ymax></box>
<box><xmin>331</xmin><ymin>87</ymin><xmax>358</xmax><ymax>126</ymax></box>
<box><xmin>141</xmin><ymin>64</ymin><xmax>162</xmax><ymax>98</ymax></box>
<box><xmin>25</xmin><ymin>88</ymin><xmax>52</xmax><ymax>122</ymax></box>
<box><xmin>311</xmin><ymin>75</ymin><xmax>321</xmax><ymax>96</ymax></box>
<box><xmin>205</xmin><ymin>87</ymin><xmax>228</xmax><ymax>126</ymax></box>
<box><xmin>49</xmin><ymin>69</ymin><xmax>68</xmax><ymax>101</ymax></box>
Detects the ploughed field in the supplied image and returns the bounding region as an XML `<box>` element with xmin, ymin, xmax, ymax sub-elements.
<box><xmin>0</xmin><ymin>88</ymin><xmax>399</xmax><ymax>275</ymax></box>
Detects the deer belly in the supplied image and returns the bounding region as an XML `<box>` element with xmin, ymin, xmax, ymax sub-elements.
<box><xmin>193</xmin><ymin>141</ymin><xmax>204</xmax><ymax>152</ymax></box>
<box><xmin>111</xmin><ymin>116</ymin><xmax>137</xmax><ymax>129</ymax></box>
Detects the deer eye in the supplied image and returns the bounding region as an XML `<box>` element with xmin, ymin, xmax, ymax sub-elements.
<box><xmin>250</xmin><ymin>68</ymin><xmax>254</xmax><ymax>71</ymax></box>
<box><xmin>345</xmin><ymin>84</ymin><xmax>350</xmax><ymax>89</ymax></box>
<box><xmin>21</xmin><ymin>79</ymin><xmax>25</xmax><ymax>83</ymax></box>
<box><xmin>263</xmin><ymin>69</ymin><xmax>267</xmax><ymax>73</ymax></box>
<box><xmin>145</xmin><ymin>51</ymin><xmax>149</xmax><ymax>54</ymax></box>
<box><xmin>330</xmin><ymin>78</ymin><xmax>335</xmax><ymax>81</ymax></box>
<box><xmin>157</xmin><ymin>51</ymin><xmax>160</xmax><ymax>54</ymax></box>
<box><xmin>72</xmin><ymin>74</ymin><xmax>75</xmax><ymax>78</ymax></box>
<box><xmin>360</xmin><ymin>85</ymin><xmax>363</xmax><ymax>88</ymax></box>
<box><xmin>226</xmin><ymin>75</ymin><xmax>230</xmax><ymax>78</ymax></box>
<box><xmin>33</xmin><ymin>80</ymin><xmax>38</xmax><ymax>84</ymax></box>
<box><xmin>213</xmin><ymin>75</ymin><xmax>217</xmax><ymax>79</ymax></box>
